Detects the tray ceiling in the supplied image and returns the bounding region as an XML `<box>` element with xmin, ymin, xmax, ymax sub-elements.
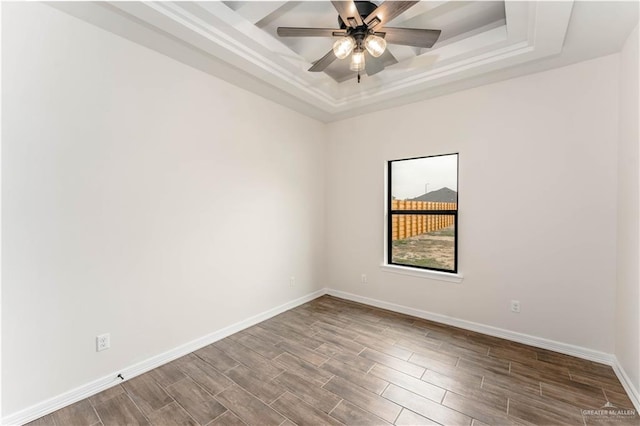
<box><xmin>48</xmin><ymin>1</ymin><xmax>639</xmax><ymax>122</ymax></box>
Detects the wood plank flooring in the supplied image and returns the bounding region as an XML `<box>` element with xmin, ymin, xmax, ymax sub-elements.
<box><xmin>27</xmin><ymin>296</ymin><xmax>638</xmax><ymax>425</ymax></box>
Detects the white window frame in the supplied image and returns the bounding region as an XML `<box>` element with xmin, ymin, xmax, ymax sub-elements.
<box><xmin>380</xmin><ymin>157</ymin><xmax>464</xmax><ymax>283</ymax></box>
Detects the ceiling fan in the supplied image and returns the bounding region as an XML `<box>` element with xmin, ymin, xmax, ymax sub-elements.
<box><xmin>277</xmin><ymin>1</ymin><xmax>441</xmax><ymax>83</ymax></box>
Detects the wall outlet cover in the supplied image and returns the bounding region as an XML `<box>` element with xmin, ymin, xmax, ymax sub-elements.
<box><xmin>96</xmin><ymin>333</ymin><xmax>110</xmax><ymax>352</ymax></box>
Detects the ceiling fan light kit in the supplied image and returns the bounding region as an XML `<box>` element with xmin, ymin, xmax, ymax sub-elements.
<box><xmin>364</xmin><ymin>34</ymin><xmax>386</xmax><ymax>57</ymax></box>
<box><xmin>277</xmin><ymin>0</ymin><xmax>442</xmax><ymax>83</ymax></box>
<box><xmin>333</xmin><ymin>36</ymin><xmax>355</xmax><ymax>59</ymax></box>
<box><xmin>350</xmin><ymin>49</ymin><xmax>366</xmax><ymax>71</ymax></box>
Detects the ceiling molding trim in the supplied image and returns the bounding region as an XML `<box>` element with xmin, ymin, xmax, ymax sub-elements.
<box><xmin>145</xmin><ymin>2</ymin><xmax>338</xmax><ymax>105</ymax></box>
<box><xmin>111</xmin><ymin>1</ymin><xmax>338</xmax><ymax>108</ymax></box>
<box><xmin>57</xmin><ymin>0</ymin><xmax>577</xmax><ymax>120</ymax></box>
<box><xmin>327</xmin><ymin>1</ymin><xmax>574</xmax><ymax>111</ymax></box>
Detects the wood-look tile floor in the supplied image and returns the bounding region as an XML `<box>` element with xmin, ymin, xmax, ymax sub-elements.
<box><xmin>28</xmin><ymin>296</ymin><xmax>638</xmax><ymax>426</ymax></box>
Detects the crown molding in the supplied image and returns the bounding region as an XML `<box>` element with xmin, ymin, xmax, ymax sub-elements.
<box><xmin>48</xmin><ymin>1</ymin><xmax>574</xmax><ymax>121</ymax></box>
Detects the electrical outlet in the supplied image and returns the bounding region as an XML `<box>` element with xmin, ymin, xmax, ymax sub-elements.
<box><xmin>96</xmin><ymin>333</ymin><xmax>110</xmax><ymax>352</ymax></box>
<box><xmin>510</xmin><ymin>300</ymin><xmax>521</xmax><ymax>313</ymax></box>
<box><xmin>290</xmin><ymin>276</ymin><xmax>295</xmax><ymax>287</ymax></box>
<box><xmin>361</xmin><ymin>274</ymin><xmax>367</xmax><ymax>284</ymax></box>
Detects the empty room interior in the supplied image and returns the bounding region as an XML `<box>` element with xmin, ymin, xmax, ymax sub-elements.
<box><xmin>2</xmin><ymin>1</ymin><xmax>640</xmax><ymax>425</ymax></box>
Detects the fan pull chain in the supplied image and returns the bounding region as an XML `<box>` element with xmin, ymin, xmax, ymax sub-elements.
<box><xmin>357</xmin><ymin>72</ymin><xmax>361</xmax><ymax>83</ymax></box>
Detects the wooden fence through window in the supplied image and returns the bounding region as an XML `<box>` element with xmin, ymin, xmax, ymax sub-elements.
<box><xmin>391</xmin><ymin>200</ymin><xmax>457</xmax><ymax>241</ymax></box>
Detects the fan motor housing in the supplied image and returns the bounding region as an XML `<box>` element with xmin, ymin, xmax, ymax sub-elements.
<box><xmin>337</xmin><ymin>1</ymin><xmax>378</xmax><ymax>29</ymax></box>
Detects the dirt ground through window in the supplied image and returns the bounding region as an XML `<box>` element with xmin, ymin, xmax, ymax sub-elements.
<box><xmin>391</xmin><ymin>225</ymin><xmax>455</xmax><ymax>270</ymax></box>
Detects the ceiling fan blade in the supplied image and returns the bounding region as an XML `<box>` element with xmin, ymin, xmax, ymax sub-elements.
<box><xmin>309</xmin><ymin>50</ymin><xmax>337</xmax><ymax>72</ymax></box>
<box><xmin>364</xmin><ymin>1</ymin><xmax>419</xmax><ymax>29</ymax></box>
<box><xmin>365</xmin><ymin>49</ymin><xmax>398</xmax><ymax>76</ymax></box>
<box><xmin>378</xmin><ymin>27</ymin><xmax>441</xmax><ymax>48</ymax></box>
<box><xmin>365</xmin><ymin>56</ymin><xmax>385</xmax><ymax>76</ymax></box>
<box><xmin>331</xmin><ymin>1</ymin><xmax>363</xmax><ymax>28</ymax></box>
<box><xmin>277</xmin><ymin>27</ymin><xmax>346</xmax><ymax>37</ymax></box>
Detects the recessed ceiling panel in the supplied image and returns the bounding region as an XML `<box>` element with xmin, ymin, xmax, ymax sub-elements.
<box><xmin>47</xmin><ymin>1</ymin><xmax>638</xmax><ymax>121</ymax></box>
<box><xmin>250</xmin><ymin>0</ymin><xmax>507</xmax><ymax>83</ymax></box>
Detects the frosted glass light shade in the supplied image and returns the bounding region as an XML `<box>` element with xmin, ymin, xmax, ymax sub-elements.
<box><xmin>364</xmin><ymin>34</ymin><xmax>386</xmax><ymax>58</ymax></box>
<box><xmin>350</xmin><ymin>50</ymin><xmax>365</xmax><ymax>71</ymax></box>
<box><xmin>333</xmin><ymin>37</ymin><xmax>355</xmax><ymax>59</ymax></box>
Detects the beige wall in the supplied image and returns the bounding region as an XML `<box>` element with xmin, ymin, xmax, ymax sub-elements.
<box><xmin>326</xmin><ymin>54</ymin><xmax>620</xmax><ymax>353</ymax></box>
<box><xmin>2</xmin><ymin>2</ymin><xmax>326</xmax><ymax>415</ymax></box>
<box><xmin>616</xmin><ymin>24</ymin><xmax>640</xmax><ymax>395</ymax></box>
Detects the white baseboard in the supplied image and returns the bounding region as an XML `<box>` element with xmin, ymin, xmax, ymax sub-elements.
<box><xmin>5</xmin><ymin>287</ymin><xmax>639</xmax><ymax>425</ymax></box>
<box><xmin>611</xmin><ymin>356</ymin><xmax>640</xmax><ymax>412</ymax></box>
<box><xmin>326</xmin><ymin>289</ymin><xmax>615</xmax><ymax>363</ymax></box>
<box><xmin>2</xmin><ymin>289</ymin><xmax>326</xmax><ymax>426</ymax></box>
<box><xmin>326</xmin><ymin>289</ymin><xmax>639</xmax><ymax>412</ymax></box>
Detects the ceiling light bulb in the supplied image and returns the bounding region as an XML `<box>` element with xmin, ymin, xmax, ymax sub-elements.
<box><xmin>350</xmin><ymin>50</ymin><xmax>365</xmax><ymax>72</ymax></box>
<box><xmin>333</xmin><ymin>37</ymin><xmax>355</xmax><ymax>59</ymax></box>
<box><xmin>365</xmin><ymin>34</ymin><xmax>387</xmax><ymax>58</ymax></box>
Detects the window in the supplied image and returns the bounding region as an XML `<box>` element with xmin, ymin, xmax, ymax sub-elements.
<box><xmin>387</xmin><ymin>153</ymin><xmax>458</xmax><ymax>273</ymax></box>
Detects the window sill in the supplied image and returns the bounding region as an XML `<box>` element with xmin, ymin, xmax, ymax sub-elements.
<box><xmin>380</xmin><ymin>264</ymin><xmax>464</xmax><ymax>283</ymax></box>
